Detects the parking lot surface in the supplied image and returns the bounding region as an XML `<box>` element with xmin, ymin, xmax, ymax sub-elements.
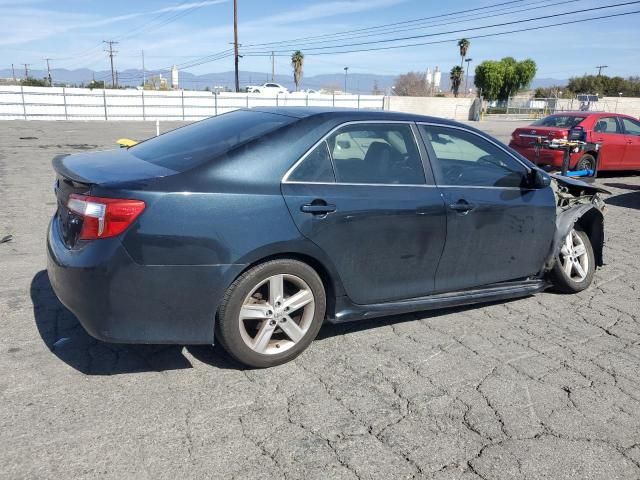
<box><xmin>1</xmin><ymin>119</ymin><xmax>639</xmax><ymax>479</ymax></box>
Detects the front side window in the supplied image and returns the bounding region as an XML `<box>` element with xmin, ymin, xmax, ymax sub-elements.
<box><xmin>326</xmin><ymin>123</ymin><xmax>425</xmax><ymax>185</ymax></box>
<box><xmin>420</xmin><ymin>125</ymin><xmax>529</xmax><ymax>188</ymax></box>
<box><xmin>594</xmin><ymin>117</ymin><xmax>621</xmax><ymax>134</ymax></box>
<box><xmin>622</xmin><ymin>117</ymin><xmax>640</xmax><ymax>136</ymax></box>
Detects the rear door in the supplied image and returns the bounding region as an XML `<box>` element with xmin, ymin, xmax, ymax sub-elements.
<box><xmin>620</xmin><ymin>117</ymin><xmax>640</xmax><ymax>170</ymax></box>
<box><xmin>418</xmin><ymin>124</ymin><xmax>556</xmax><ymax>293</ymax></box>
<box><xmin>589</xmin><ymin>116</ymin><xmax>627</xmax><ymax>169</ymax></box>
<box><xmin>281</xmin><ymin>121</ymin><xmax>447</xmax><ymax>305</ymax></box>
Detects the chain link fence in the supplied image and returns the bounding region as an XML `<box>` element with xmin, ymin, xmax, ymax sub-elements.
<box><xmin>485</xmin><ymin>96</ymin><xmax>620</xmax><ymax>119</ymax></box>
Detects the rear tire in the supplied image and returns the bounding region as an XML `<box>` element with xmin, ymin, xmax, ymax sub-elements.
<box><xmin>216</xmin><ymin>259</ymin><xmax>326</xmax><ymax>368</ymax></box>
<box><xmin>550</xmin><ymin>228</ymin><xmax>595</xmax><ymax>293</ymax></box>
<box><xmin>575</xmin><ymin>154</ymin><xmax>596</xmax><ymax>171</ymax></box>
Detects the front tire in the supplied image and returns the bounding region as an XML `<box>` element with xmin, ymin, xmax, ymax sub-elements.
<box><xmin>550</xmin><ymin>228</ymin><xmax>595</xmax><ymax>293</ymax></box>
<box><xmin>216</xmin><ymin>259</ymin><xmax>326</xmax><ymax>368</ymax></box>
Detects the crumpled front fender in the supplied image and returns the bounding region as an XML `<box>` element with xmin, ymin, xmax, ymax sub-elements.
<box><xmin>545</xmin><ymin>204</ymin><xmax>605</xmax><ymax>271</ymax></box>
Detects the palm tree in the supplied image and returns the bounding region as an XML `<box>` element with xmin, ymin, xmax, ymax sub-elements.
<box><xmin>450</xmin><ymin>66</ymin><xmax>464</xmax><ymax>98</ymax></box>
<box><xmin>457</xmin><ymin>38</ymin><xmax>470</xmax><ymax>68</ymax></box>
<box><xmin>291</xmin><ymin>51</ymin><xmax>304</xmax><ymax>92</ymax></box>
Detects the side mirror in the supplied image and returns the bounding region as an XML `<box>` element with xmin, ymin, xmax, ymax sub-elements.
<box><xmin>529</xmin><ymin>169</ymin><xmax>551</xmax><ymax>189</ymax></box>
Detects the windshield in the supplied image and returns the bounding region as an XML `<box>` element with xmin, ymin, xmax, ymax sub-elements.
<box><xmin>130</xmin><ymin>110</ymin><xmax>294</xmax><ymax>171</ymax></box>
<box><xmin>531</xmin><ymin>115</ymin><xmax>586</xmax><ymax>128</ymax></box>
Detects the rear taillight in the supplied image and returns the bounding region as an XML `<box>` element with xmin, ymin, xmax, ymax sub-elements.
<box><xmin>67</xmin><ymin>194</ymin><xmax>145</xmax><ymax>240</ymax></box>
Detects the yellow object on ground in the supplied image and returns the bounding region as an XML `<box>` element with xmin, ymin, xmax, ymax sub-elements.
<box><xmin>116</xmin><ymin>138</ymin><xmax>138</xmax><ymax>148</ymax></box>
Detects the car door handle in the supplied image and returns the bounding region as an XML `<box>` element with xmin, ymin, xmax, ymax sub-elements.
<box><xmin>300</xmin><ymin>202</ymin><xmax>336</xmax><ymax>214</ymax></box>
<box><xmin>449</xmin><ymin>200</ymin><xmax>475</xmax><ymax>214</ymax></box>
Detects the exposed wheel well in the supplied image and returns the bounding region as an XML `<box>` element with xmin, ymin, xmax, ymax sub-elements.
<box><xmin>575</xmin><ymin>208</ymin><xmax>604</xmax><ymax>267</ymax></box>
<box><xmin>234</xmin><ymin>253</ymin><xmax>337</xmax><ymax>318</ymax></box>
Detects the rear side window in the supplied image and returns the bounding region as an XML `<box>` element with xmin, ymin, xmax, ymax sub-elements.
<box><xmin>622</xmin><ymin>117</ymin><xmax>640</xmax><ymax>136</ymax></box>
<box><xmin>326</xmin><ymin>123</ymin><xmax>425</xmax><ymax>185</ymax></box>
<box><xmin>130</xmin><ymin>110</ymin><xmax>294</xmax><ymax>171</ymax></box>
<box><xmin>288</xmin><ymin>141</ymin><xmax>335</xmax><ymax>182</ymax></box>
<box><xmin>532</xmin><ymin>115</ymin><xmax>585</xmax><ymax>128</ymax></box>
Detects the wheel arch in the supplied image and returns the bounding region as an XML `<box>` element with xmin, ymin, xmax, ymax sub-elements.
<box><xmin>545</xmin><ymin>204</ymin><xmax>604</xmax><ymax>270</ymax></box>
<box><xmin>230</xmin><ymin>247</ymin><xmax>346</xmax><ymax>319</ymax></box>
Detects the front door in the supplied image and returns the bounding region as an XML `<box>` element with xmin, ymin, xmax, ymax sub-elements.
<box><xmin>591</xmin><ymin>116</ymin><xmax>627</xmax><ymax>169</ymax></box>
<box><xmin>282</xmin><ymin>122</ymin><xmax>447</xmax><ymax>305</ymax></box>
<box><xmin>621</xmin><ymin>117</ymin><xmax>640</xmax><ymax>170</ymax></box>
<box><xmin>419</xmin><ymin>124</ymin><xmax>556</xmax><ymax>293</ymax></box>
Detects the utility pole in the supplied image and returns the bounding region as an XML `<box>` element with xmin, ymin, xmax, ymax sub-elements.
<box><xmin>23</xmin><ymin>64</ymin><xmax>30</xmax><ymax>79</ymax></box>
<box><xmin>103</xmin><ymin>40</ymin><xmax>118</xmax><ymax>88</ymax></box>
<box><xmin>11</xmin><ymin>63</ymin><xmax>16</xmax><ymax>81</ymax></box>
<box><xmin>464</xmin><ymin>58</ymin><xmax>473</xmax><ymax>95</ymax></box>
<box><xmin>233</xmin><ymin>0</ymin><xmax>239</xmax><ymax>92</ymax></box>
<box><xmin>45</xmin><ymin>58</ymin><xmax>53</xmax><ymax>86</ymax></box>
<box><xmin>271</xmin><ymin>51</ymin><xmax>275</xmax><ymax>82</ymax></box>
<box><xmin>142</xmin><ymin>50</ymin><xmax>146</xmax><ymax>87</ymax></box>
<box><xmin>595</xmin><ymin>65</ymin><xmax>608</xmax><ymax>76</ymax></box>
<box><xmin>344</xmin><ymin>66</ymin><xmax>349</xmax><ymax>94</ymax></box>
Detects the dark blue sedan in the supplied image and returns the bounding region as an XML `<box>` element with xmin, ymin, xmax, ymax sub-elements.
<box><xmin>47</xmin><ymin>108</ymin><xmax>607</xmax><ymax>367</ymax></box>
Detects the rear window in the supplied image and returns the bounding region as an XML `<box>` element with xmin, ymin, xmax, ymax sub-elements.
<box><xmin>531</xmin><ymin>115</ymin><xmax>586</xmax><ymax>128</ymax></box>
<box><xmin>129</xmin><ymin>110</ymin><xmax>294</xmax><ymax>171</ymax></box>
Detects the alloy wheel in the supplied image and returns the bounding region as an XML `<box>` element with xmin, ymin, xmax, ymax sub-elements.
<box><xmin>238</xmin><ymin>274</ymin><xmax>315</xmax><ymax>354</ymax></box>
<box><xmin>559</xmin><ymin>229</ymin><xmax>589</xmax><ymax>282</ymax></box>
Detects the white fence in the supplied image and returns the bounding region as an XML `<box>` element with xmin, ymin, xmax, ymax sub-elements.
<box><xmin>0</xmin><ymin>86</ymin><xmax>385</xmax><ymax>121</ymax></box>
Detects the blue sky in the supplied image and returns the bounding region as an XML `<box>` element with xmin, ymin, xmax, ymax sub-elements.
<box><xmin>2</xmin><ymin>0</ymin><xmax>639</xmax><ymax>79</ymax></box>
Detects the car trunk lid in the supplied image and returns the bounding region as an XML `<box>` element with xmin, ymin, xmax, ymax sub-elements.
<box><xmin>52</xmin><ymin>150</ymin><xmax>176</xmax><ymax>247</ymax></box>
<box><xmin>511</xmin><ymin>126</ymin><xmax>568</xmax><ymax>147</ymax></box>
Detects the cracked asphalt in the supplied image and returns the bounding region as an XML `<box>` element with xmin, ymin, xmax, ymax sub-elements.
<box><xmin>1</xmin><ymin>119</ymin><xmax>639</xmax><ymax>479</ymax></box>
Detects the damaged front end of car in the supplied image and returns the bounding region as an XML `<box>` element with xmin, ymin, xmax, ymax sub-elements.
<box><xmin>544</xmin><ymin>174</ymin><xmax>609</xmax><ymax>272</ymax></box>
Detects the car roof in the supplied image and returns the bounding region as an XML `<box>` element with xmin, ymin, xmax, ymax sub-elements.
<box><xmin>248</xmin><ymin>106</ymin><xmax>467</xmax><ymax>126</ymax></box>
<box><xmin>546</xmin><ymin>111</ymin><xmax>628</xmax><ymax>118</ymax></box>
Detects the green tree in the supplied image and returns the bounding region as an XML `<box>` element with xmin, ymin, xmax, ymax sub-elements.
<box><xmin>566</xmin><ymin>75</ymin><xmax>640</xmax><ymax>96</ymax></box>
<box><xmin>474</xmin><ymin>57</ymin><xmax>537</xmax><ymax>101</ymax></box>
<box><xmin>457</xmin><ymin>38</ymin><xmax>470</xmax><ymax>68</ymax></box>
<box><xmin>21</xmin><ymin>77</ymin><xmax>47</xmax><ymax>87</ymax></box>
<box><xmin>88</xmin><ymin>80</ymin><xmax>105</xmax><ymax>90</ymax></box>
<box><xmin>450</xmin><ymin>66</ymin><xmax>464</xmax><ymax>97</ymax></box>
<box><xmin>474</xmin><ymin>60</ymin><xmax>503</xmax><ymax>101</ymax></box>
<box><xmin>291</xmin><ymin>50</ymin><xmax>304</xmax><ymax>91</ymax></box>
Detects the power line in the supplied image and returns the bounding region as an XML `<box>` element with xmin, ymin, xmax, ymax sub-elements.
<box><xmin>242</xmin><ymin>1</ymin><xmax>640</xmax><ymax>55</ymax></box>
<box><xmin>596</xmin><ymin>65</ymin><xmax>608</xmax><ymax>75</ymax></box>
<box><xmin>242</xmin><ymin>0</ymin><xmax>581</xmax><ymax>51</ymax></box>
<box><xmin>243</xmin><ymin>8</ymin><xmax>640</xmax><ymax>58</ymax></box>
<box><xmin>140</xmin><ymin>0</ymin><xmax>565</xmax><ymax>74</ymax></box>
<box><xmin>240</xmin><ymin>0</ymin><xmax>583</xmax><ymax>49</ymax></box>
<box><xmin>243</xmin><ymin>0</ymin><xmax>528</xmax><ymax>48</ymax></box>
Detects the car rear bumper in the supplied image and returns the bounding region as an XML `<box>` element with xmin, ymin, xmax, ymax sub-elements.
<box><xmin>47</xmin><ymin>216</ymin><xmax>243</xmax><ymax>344</ymax></box>
<box><xmin>509</xmin><ymin>144</ymin><xmax>581</xmax><ymax>169</ymax></box>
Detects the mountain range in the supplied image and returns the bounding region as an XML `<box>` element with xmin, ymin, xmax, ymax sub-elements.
<box><xmin>0</xmin><ymin>68</ymin><xmax>565</xmax><ymax>93</ymax></box>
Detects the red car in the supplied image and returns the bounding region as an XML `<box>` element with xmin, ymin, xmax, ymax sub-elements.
<box><xmin>509</xmin><ymin>112</ymin><xmax>640</xmax><ymax>171</ymax></box>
